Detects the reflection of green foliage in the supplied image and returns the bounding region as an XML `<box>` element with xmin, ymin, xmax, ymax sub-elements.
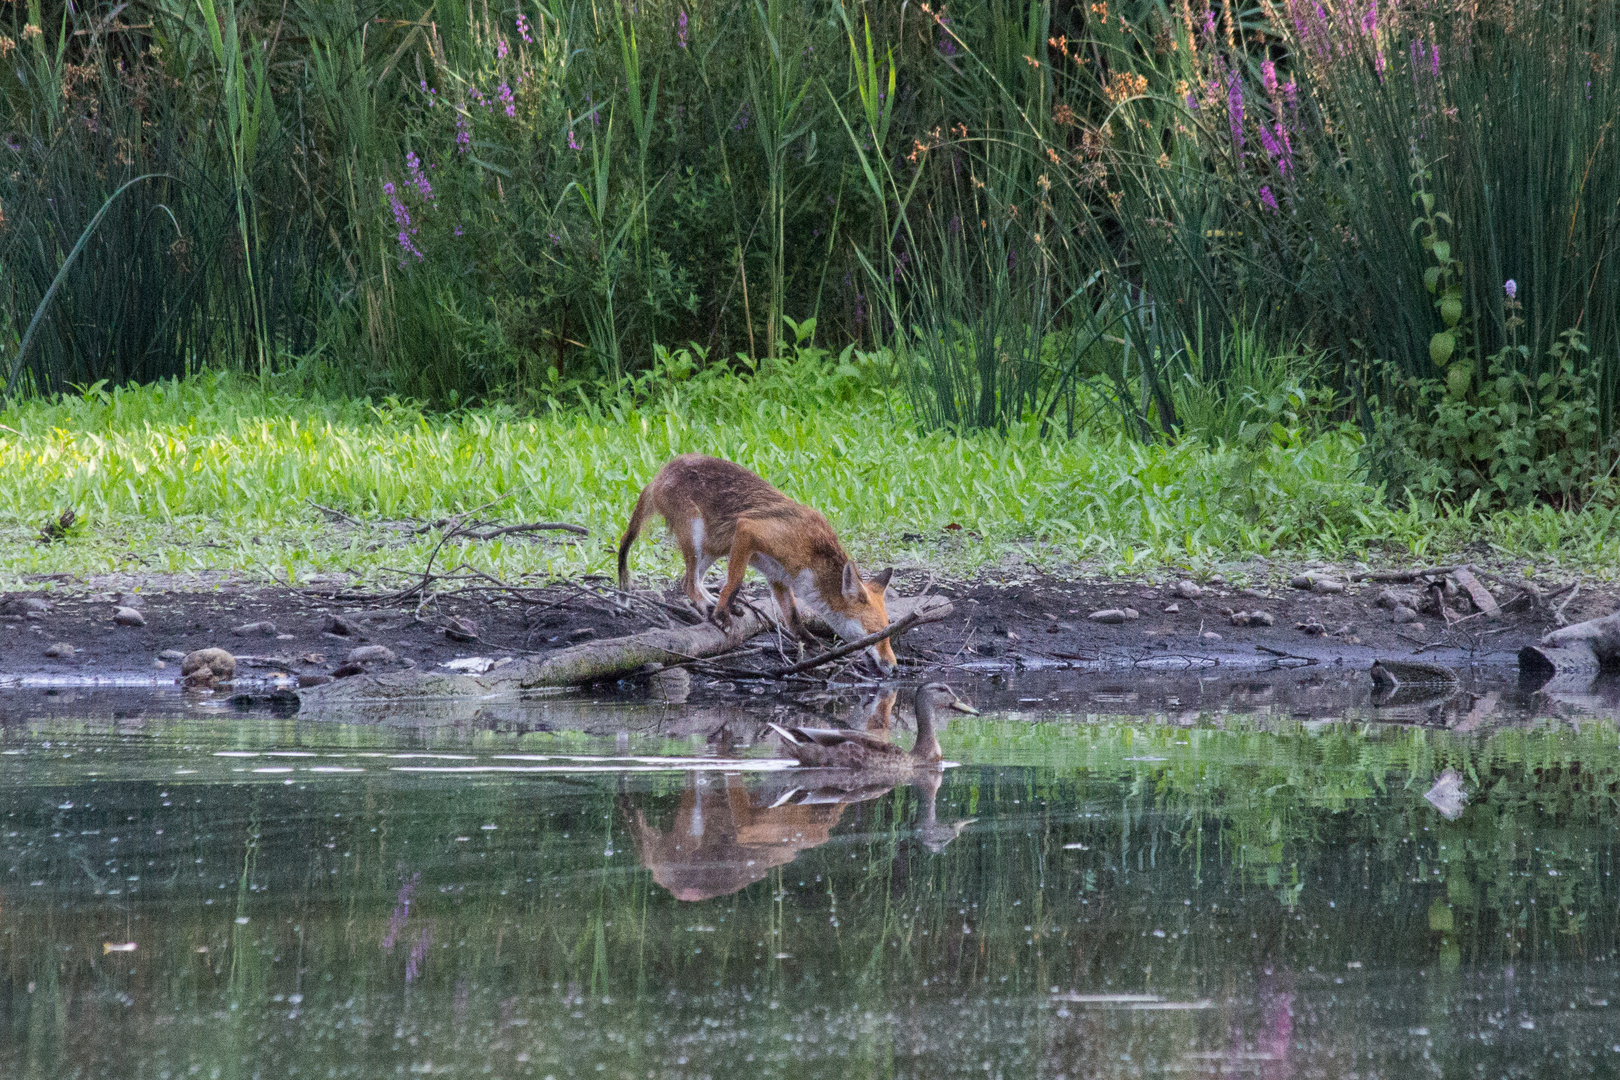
<box><xmin>1</xmin><ymin>714</ymin><xmax>1617</xmax><ymax>1076</ymax></box>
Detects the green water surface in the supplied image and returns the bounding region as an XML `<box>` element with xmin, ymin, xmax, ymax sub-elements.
<box><xmin>2</xmin><ymin>689</ymin><xmax>1618</xmax><ymax>1078</ymax></box>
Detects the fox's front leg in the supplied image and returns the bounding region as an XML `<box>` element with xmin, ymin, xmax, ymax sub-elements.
<box><xmin>712</xmin><ymin>526</ymin><xmax>762</xmax><ymax>630</ymax></box>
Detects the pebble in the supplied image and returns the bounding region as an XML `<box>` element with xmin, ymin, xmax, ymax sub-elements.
<box><xmin>1088</xmin><ymin>609</ymin><xmax>1129</xmax><ymax>624</ymax></box>
<box><xmin>1202</xmin><ymin>631</ymin><xmax>1223</xmax><ymax>642</ymax></box>
<box><xmin>153</xmin><ymin>658</ymin><xmax>167</xmax><ymax>669</ymax></box>
<box><xmin>1377</xmin><ymin>587</ymin><xmax>1421</xmax><ymax>610</ymax></box>
<box><xmin>181</xmin><ymin>648</ymin><xmax>236</xmax><ymax>680</ymax></box>
<box><xmin>346</xmin><ymin>644</ymin><xmax>397</xmax><ymax>665</ymax></box>
<box><xmin>113</xmin><ymin>606</ymin><xmax>147</xmax><ymax>627</ymax></box>
<box><xmin>43</xmin><ymin>642</ymin><xmax>76</xmax><ymax>658</ymax></box>
<box><xmin>567</xmin><ymin>627</ymin><xmax>597</xmax><ymax>642</ymax></box>
<box><xmin>158</xmin><ymin>649</ymin><xmax>186</xmax><ymax>661</ymax></box>
<box><xmin>298</xmin><ymin>673</ymin><xmax>335</xmax><ymax>688</ymax></box>
<box><xmin>231</xmin><ymin>621</ymin><xmax>278</xmax><ymax>637</ymax></box>
<box><xmin>1312</xmin><ymin>578</ymin><xmax>1346</xmax><ymax>595</ymax></box>
<box><xmin>330</xmin><ymin>662</ymin><xmax>365</xmax><ymax>679</ymax></box>
<box><xmin>322</xmin><ymin>613</ymin><xmax>363</xmax><ymax>638</ymax></box>
<box><xmin>1391</xmin><ymin>606</ymin><xmax>1422</xmax><ymax>624</ymax></box>
<box><xmin>1229</xmin><ymin>610</ymin><xmax>1275</xmax><ymax>627</ymax></box>
<box><xmin>1173</xmin><ymin>580</ymin><xmax>1203</xmax><ymax>600</ymax></box>
<box><xmin>1163</xmin><ymin>603</ymin><xmax>1180</xmax><ymax>614</ymax></box>
<box><xmin>444</xmin><ymin>616</ymin><xmax>480</xmax><ymax>643</ymax></box>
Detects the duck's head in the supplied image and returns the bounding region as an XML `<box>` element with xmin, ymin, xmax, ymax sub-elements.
<box><xmin>916</xmin><ymin>682</ymin><xmax>978</xmax><ymax>718</ymax></box>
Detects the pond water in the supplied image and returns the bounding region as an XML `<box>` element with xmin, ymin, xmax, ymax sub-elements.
<box><xmin>3</xmin><ymin>673</ymin><xmax>1619</xmax><ymax>1078</ymax></box>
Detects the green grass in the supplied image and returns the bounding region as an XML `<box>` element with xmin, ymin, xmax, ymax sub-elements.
<box><xmin>3</xmin><ymin>363</ymin><xmax>1619</xmax><ymax>590</ymax></box>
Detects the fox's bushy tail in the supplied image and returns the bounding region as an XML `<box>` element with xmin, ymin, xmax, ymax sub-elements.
<box><xmin>616</xmin><ymin>486</ymin><xmax>654</xmax><ymax>590</ymax></box>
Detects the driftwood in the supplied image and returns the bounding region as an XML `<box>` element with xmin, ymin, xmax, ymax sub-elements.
<box><xmin>295</xmin><ymin>593</ymin><xmax>954</xmax><ymax>712</ymax></box>
<box><xmin>1519</xmin><ymin>609</ymin><xmax>1620</xmax><ymax>679</ymax></box>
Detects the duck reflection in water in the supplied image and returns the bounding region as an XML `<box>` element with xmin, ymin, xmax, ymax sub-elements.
<box><xmin>624</xmin><ymin>688</ymin><xmax>976</xmax><ymax>902</ymax></box>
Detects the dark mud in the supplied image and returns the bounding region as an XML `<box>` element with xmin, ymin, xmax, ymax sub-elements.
<box><xmin>0</xmin><ymin>566</ymin><xmax>1608</xmax><ymax>689</ymax></box>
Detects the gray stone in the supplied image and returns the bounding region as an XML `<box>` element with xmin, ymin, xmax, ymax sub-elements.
<box><xmin>346</xmin><ymin>644</ymin><xmax>398</xmax><ymax>665</ymax></box>
<box><xmin>43</xmin><ymin>642</ymin><xmax>76</xmax><ymax>658</ymax></box>
<box><xmin>231</xmin><ymin>621</ymin><xmax>278</xmax><ymax>637</ymax></box>
<box><xmin>113</xmin><ymin>607</ymin><xmax>146</xmax><ymax>627</ymax></box>
<box><xmin>1088</xmin><ymin>609</ymin><xmax>1129</xmax><ymax>624</ymax></box>
<box><xmin>1173</xmin><ymin>580</ymin><xmax>1203</xmax><ymax>600</ymax></box>
<box><xmin>181</xmin><ymin>648</ymin><xmax>236</xmax><ymax>680</ymax></box>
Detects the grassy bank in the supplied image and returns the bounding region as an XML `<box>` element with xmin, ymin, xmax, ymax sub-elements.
<box><xmin>3</xmin><ymin>364</ymin><xmax>1618</xmax><ymax>589</ymax></box>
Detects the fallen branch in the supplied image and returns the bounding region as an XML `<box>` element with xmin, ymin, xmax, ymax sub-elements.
<box><xmin>769</xmin><ymin>596</ymin><xmax>954</xmax><ymax>677</ymax></box>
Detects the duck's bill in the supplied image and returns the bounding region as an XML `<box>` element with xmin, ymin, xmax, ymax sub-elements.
<box><xmin>948</xmin><ymin>699</ymin><xmax>979</xmax><ymax>715</ymax></box>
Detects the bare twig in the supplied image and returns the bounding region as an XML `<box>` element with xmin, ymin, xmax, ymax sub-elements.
<box><xmin>306</xmin><ymin>499</ymin><xmax>364</xmax><ymax>527</ymax></box>
<box><xmin>1554</xmin><ymin>581</ymin><xmax>1581</xmax><ymax>626</ymax></box>
<box><xmin>770</xmin><ymin>609</ymin><xmax>925</xmax><ymax>677</ymax></box>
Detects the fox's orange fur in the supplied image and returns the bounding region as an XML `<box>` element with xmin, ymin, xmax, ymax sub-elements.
<box><xmin>617</xmin><ymin>454</ymin><xmax>897</xmax><ymax>673</ymax></box>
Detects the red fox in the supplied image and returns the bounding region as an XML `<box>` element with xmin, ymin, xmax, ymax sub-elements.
<box><xmin>616</xmin><ymin>454</ymin><xmax>897</xmax><ymax>674</ymax></box>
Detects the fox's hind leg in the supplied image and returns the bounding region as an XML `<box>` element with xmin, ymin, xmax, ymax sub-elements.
<box><xmin>675</xmin><ymin>512</ymin><xmax>718</xmax><ymax>615</ymax></box>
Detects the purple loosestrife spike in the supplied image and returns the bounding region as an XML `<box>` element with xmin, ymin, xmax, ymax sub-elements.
<box><xmin>1360</xmin><ymin>0</ymin><xmax>1376</xmax><ymax>34</ymax></box>
<box><xmin>677</xmin><ymin>9</ymin><xmax>688</xmax><ymax>48</ymax></box>
<box><xmin>496</xmin><ymin>38</ymin><xmax>509</xmax><ymax>60</ymax></box>
<box><xmin>567</xmin><ymin>129</ymin><xmax>580</xmax><ymax>151</ymax></box>
<box><xmin>1431</xmin><ymin>44</ymin><xmax>1440</xmax><ymax>77</ymax></box>
<box><xmin>1261</xmin><ymin>60</ymin><xmax>1278</xmax><ymax>96</ymax></box>
<box><xmin>1504</xmin><ymin>279</ymin><xmax>1517</xmax><ymax>299</ymax></box>
<box><xmin>517</xmin><ymin>12</ymin><xmax>532</xmax><ymax>44</ymax></box>
<box><xmin>1260</xmin><ymin>186</ymin><xmax>1279</xmax><ymax>213</ymax></box>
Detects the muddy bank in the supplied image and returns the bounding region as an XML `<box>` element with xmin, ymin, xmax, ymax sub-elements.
<box><xmin>1</xmin><ymin>565</ymin><xmax>1605</xmax><ymax>692</ymax></box>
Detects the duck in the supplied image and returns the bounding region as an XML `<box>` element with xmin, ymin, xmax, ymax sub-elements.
<box><xmin>767</xmin><ymin>682</ymin><xmax>977</xmax><ymax>771</ymax></box>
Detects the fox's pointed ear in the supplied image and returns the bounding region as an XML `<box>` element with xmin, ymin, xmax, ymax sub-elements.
<box><xmin>842</xmin><ymin>561</ymin><xmax>862</xmax><ymax>601</ymax></box>
<box><xmin>869</xmin><ymin>567</ymin><xmax>894</xmax><ymax>591</ymax></box>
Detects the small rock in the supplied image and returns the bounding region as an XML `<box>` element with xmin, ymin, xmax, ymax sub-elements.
<box><xmin>1295</xmin><ymin>621</ymin><xmax>1328</xmax><ymax>635</ymax></box>
<box><xmin>1173</xmin><ymin>579</ymin><xmax>1202</xmax><ymax>600</ymax></box>
<box><xmin>275</xmin><ymin>633</ymin><xmax>296</xmax><ymax>641</ymax></box>
<box><xmin>1206</xmin><ymin>575</ymin><xmax>1226</xmax><ymax>585</ymax></box>
<box><xmin>113</xmin><ymin>606</ymin><xmax>146</xmax><ymax>627</ymax></box>
<box><xmin>567</xmin><ymin>627</ymin><xmax>597</xmax><ymax>643</ymax></box>
<box><xmin>298</xmin><ymin>673</ymin><xmax>335</xmax><ymax>688</ymax></box>
<box><xmin>330</xmin><ymin>662</ymin><xmax>365</xmax><ymax>679</ymax></box>
<box><xmin>300</xmin><ymin>653</ymin><xmax>327</xmax><ymax>666</ymax></box>
<box><xmin>399</xmin><ymin>657</ymin><xmax>416</xmax><ymax>668</ymax></box>
<box><xmin>1376</xmin><ymin>588</ymin><xmax>1420</xmax><ymax>610</ymax></box>
<box><xmin>442</xmin><ymin>656</ymin><xmax>498</xmax><ymax>674</ymax></box>
<box><xmin>1229</xmin><ymin>610</ymin><xmax>1275</xmax><ymax>627</ymax></box>
<box><xmin>1122</xmin><ymin>608</ymin><xmax>1139</xmax><ymax>620</ymax></box>
<box><xmin>182</xmin><ymin>670</ymin><xmax>215</xmax><ymax>690</ymax></box>
<box><xmin>1088</xmin><ymin>609</ymin><xmax>1129</xmax><ymax>624</ymax></box>
<box><xmin>1391</xmin><ymin>606</ymin><xmax>1422</xmax><ymax>624</ymax></box>
<box><xmin>322</xmin><ymin>613</ymin><xmax>363</xmax><ymax>638</ymax></box>
<box><xmin>181</xmin><ymin>648</ymin><xmax>236</xmax><ymax>680</ymax></box>
<box><xmin>1311</xmin><ymin>578</ymin><xmax>1346</xmax><ymax>595</ymax></box>
<box><xmin>25</xmin><ymin>611</ymin><xmax>45</xmax><ymax>622</ymax></box>
<box><xmin>1005</xmin><ymin>630</ymin><xmax>1020</xmax><ymax>642</ymax></box>
<box><xmin>43</xmin><ymin>641</ymin><xmax>76</xmax><ymax>658</ymax></box>
<box><xmin>158</xmin><ymin>649</ymin><xmax>186</xmax><ymax>661</ymax></box>
<box><xmin>19</xmin><ymin>597</ymin><xmax>51</xmax><ymax>613</ymax></box>
<box><xmin>152</xmin><ymin>658</ymin><xmax>167</xmax><ymax>669</ymax></box>
<box><xmin>1201</xmin><ymin>631</ymin><xmax>1223</xmax><ymax>642</ymax></box>
<box><xmin>231</xmin><ymin>620</ymin><xmax>278</xmax><ymax>637</ymax></box>
<box><xmin>443</xmin><ymin>616</ymin><xmax>480</xmax><ymax>643</ymax></box>
<box><xmin>1163</xmin><ymin>603</ymin><xmax>1180</xmax><ymax>614</ymax></box>
<box><xmin>346</xmin><ymin>645</ymin><xmax>397</xmax><ymax>665</ymax></box>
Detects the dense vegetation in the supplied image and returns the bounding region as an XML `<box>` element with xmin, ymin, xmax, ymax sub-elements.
<box><xmin>2</xmin><ymin>0</ymin><xmax>1618</xmax><ymax>515</ymax></box>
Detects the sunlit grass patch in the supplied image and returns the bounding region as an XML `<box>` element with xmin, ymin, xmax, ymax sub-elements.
<box><xmin>2</xmin><ymin>369</ymin><xmax>1618</xmax><ymax>589</ymax></box>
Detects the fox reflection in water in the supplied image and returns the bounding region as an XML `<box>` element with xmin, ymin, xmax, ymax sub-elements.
<box><xmin>623</xmin><ymin>694</ymin><xmax>972</xmax><ymax>902</ymax></box>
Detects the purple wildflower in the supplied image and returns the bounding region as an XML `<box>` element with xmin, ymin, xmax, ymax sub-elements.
<box><xmin>1283</xmin><ymin>80</ymin><xmax>1299</xmax><ymax>110</ymax></box>
<box><xmin>1504</xmin><ymin>279</ymin><xmax>1517</xmax><ymax>299</ymax></box>
<box><xmin>1258</xmin><ymin>122</ymin><xmax>1281</xmax><ymax>161</ymax></box>
<box><xmin>734</xmin><ymin>103</ymin><xmax>751</xmax><ymax>131</ymax></box>
<box><xmin>406</xmin><ymin>151</ymin><xmax>433</xmax><ymax>202</ymax></box>
<box><xmin>1261</xmin><ymin>60</ymin><xmax>1278</xmax><ymax>97</ymax></box>
<box><xmin>517</xmin><ymin>11</ymin><xmax>533</xmax><ymax>44</ymax></box>
<box><xmin>452</xmin><ymin>224</ymin><xmax>463</xmax><ymax>237</ymax></box>
<box><xmin>1201</xmin><ymin>10</ymin><xmax>1216</xmax><ymax>36</ymax></box>
<box><xmin>496</xmin><ymin>37</ymin><xmax>509</xmax><ymax>60</ymax></box>
<box><xmin>677</xmin><ymin>9</ymin><xmax>688</xmax><ymax>49</ymax></box>
<box><xmin>1259</xmin><ymin>186</ymin><xmax>1279</xmax><ymax>213</ymax></box>
<box><xmin>567</xmin><ymin>129</ymin><xmax>580</xmax><ymax>151</ymax></box>
<box><xmin>1431</xmin><ymin>44</ymin><xmax>1440</xmax><ymax>77</ymax></box>
<box><xmin>1274</xmin><ymin>123</ymin><xmax>1293</xmax><ymax>174</ymax></box>
<box><xmin>454</xmin><ymin>114</ymin><xmax>471</xmax><ymax>153</ymax></box>
<box><xmin>1360</xmin><ymin>1</ymin><xmax>1377</xmax><ymax>35</ymax></box>
<box><xmin>497</xmin><ymin>82</ymin><xmax>515</xmax><ymax>118</ymax></box>
<box><xmin>406</xmin><ymin>926</ymin><xmax>433</xmax><ymax>983</ymax></box>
